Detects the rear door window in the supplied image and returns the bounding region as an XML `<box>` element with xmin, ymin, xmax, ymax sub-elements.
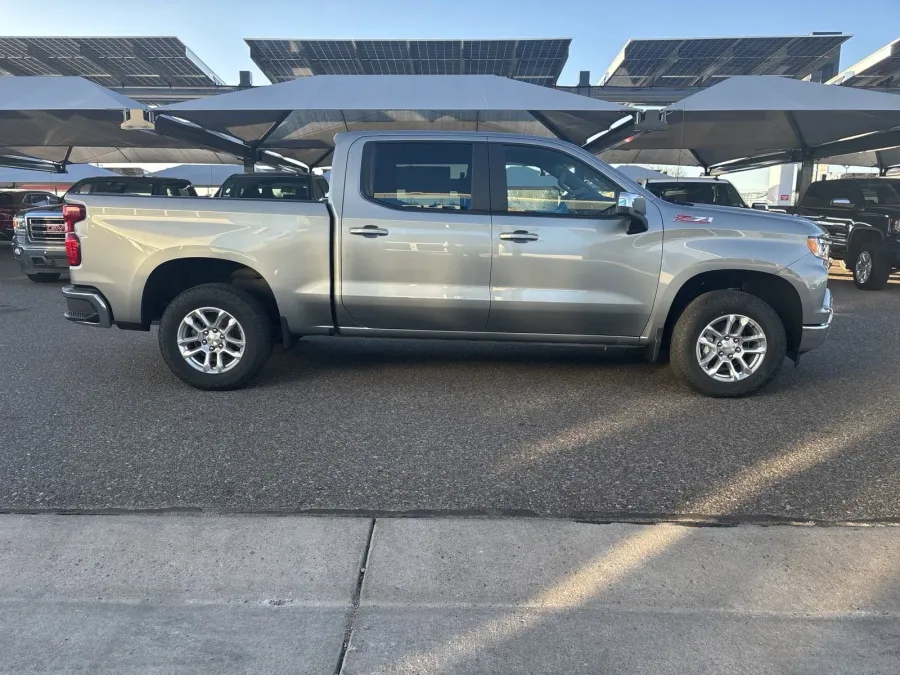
<box><xmin>362</xmin><ymin>141</ymin><xmax>476</xmax><ymax>211</ymax></box>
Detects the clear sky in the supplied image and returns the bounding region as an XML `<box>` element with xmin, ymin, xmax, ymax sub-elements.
<box><xmin>1</xmin><ymin>0</ymin><xmax>897</xmax><ymax>86</ymax></box>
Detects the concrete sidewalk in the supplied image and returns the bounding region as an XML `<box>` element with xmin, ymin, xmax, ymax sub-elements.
<box><xmin>1</xmin><ymin>516</ymin><xmax>899</xmax><ymax>674</ymax></box>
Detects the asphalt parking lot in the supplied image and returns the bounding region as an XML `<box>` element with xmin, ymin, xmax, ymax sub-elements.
<box><xmin>1</xmin><ymin>244</ymin><xmax>899</xmax><ymax>522</ymax></box>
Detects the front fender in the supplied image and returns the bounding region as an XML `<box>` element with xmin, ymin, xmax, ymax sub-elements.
<box><xmin>643</xmin><ymin>229</ymin><xmax>811</xmax><ymax>341</ymax></box>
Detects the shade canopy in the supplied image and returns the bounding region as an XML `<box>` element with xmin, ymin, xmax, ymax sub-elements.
<box><xmin>600</xmin><ymin>148</ymin><xmax>704</xmax><ymax>168</ymax></box>
<box><xmin>162</xmin><ymin>74</ymin><xmax>634</xmax><ymax>165</ymax></box>
<box><xmin>148</xmin><ymin>164</ymin><xmax>246</xmax><ymax>186</ymax></box>
<box><xmin>0</xmin><ymin>163</ymin><xmax>118</xmax><ymax>187</ymax></box>
<box><xmin>0</xmin><ymin>76</ymin><xmax>252</xmax><ymax>169</ymax></box>
<box><xmin>823</xmin><ymin>147</ymin><xmax>900</xmax><ymax>171</ymax></box>
<box><xmin>610</xmin><ymin>165</ymin><xmax>673</xmax><ymax>181</ymax></box>
<box><xmin>596</xmin><ymin>76</ymin><xmax>900</xmax><ymax>169</ymax></box>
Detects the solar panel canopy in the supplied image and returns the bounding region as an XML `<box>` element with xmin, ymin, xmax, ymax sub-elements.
<box><xmin>601</xmin><ymin>35</ymin><xmax>850</xmax><ymax>87</ymax></box>
<box><xmin>829</xmin><ymin>38</ymin><xmax>900</xmax><ymax>89</ymax></box>
<box><xmin>0</xmin><ymin>37</ymin><xmax>224</xmax><ymax>87</ymax></box>
<box><xmin>247</xmin><ymin>38</ymin><xmax>571</xmax><ymax>87</ymax></box>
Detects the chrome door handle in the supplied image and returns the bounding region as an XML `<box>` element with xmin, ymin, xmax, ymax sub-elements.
<box><xmin>499</xmin><ymin>230</ymin><xmax>539</xmax><ymax>242</ymax></box>
<box><xmin>349</xmin><ymin>225</ymin><xmax>389</xmax><ymax>238</ymax></box>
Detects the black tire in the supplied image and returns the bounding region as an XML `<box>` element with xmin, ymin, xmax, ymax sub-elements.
<box><xmin>850</xmin><ymin>242</ymin><xmax>891</xmax><ymax>290</ymax></box>
<box><xmin>670</xmin><ymin>290</ymin><xmax>787</xmax><ymax>398</ymax></box>
<box><xmin>158</xmin><ymin>283</ymin><xmax>274</xmax><ymax>391</ymax></box>
<box><xmin>27</xmin><ymin>273</ymin><xmax>61</xmax><ymax>283</ymax></box>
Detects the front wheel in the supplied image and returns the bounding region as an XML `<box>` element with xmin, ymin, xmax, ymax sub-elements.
<box><xmin>670</xmin><ymin>290</ymin><xmax>787</xmax><ymax>398</ymax></box>
<box><xmin>27</xmin><ymin>273</ymin><xmax>61</xmax><ymax>283</ymax></box>
<box><xmin>851</xmin><ymin>244</ymin><xmax>891</xmax><ymax>290</ymax></box>
<box><xmin>158</xmin><ymin>283</ymin><xmax>274</xmax><ymax>391</ymax></box>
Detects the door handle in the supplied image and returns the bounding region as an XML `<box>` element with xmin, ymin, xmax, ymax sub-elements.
<box><xmin>349</xmin><ymin>225</ymin><xmax>389</xmax><ymax>238</ymax></box>
<box><xmin>499</xmin><ymin>230</ymin><xmax>539</xmax><ymax>242</ymax></box>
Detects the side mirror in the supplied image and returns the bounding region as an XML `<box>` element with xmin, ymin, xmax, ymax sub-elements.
<box><xmin>830</xmin><ymin>197</ymin><xmax>854</xmax><ymax>209</ymax></box>
<box><xmin>617</xmin><ymin>192</ymin><xmax>648</xmax><ymax>234</ymax></box>
<box><xmin>751</xmin><ymin>202</ymin><xmax>769</xmax><ymax>210</ymax></box>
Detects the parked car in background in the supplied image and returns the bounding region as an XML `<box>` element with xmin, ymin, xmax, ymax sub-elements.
<box><xmin>794</xmin><ymin>178</ymin><xmax>900</xmax><ymax>290</ymax></box>
<box><xmin>0</xmin><ymin>190</ymin><xmax>61</xmax><ymax>241</ymax></box>
<box><xmin>639</xmin><ymin>177</ymin><xmax>749</xmax><ymax>209</ymax></box>
<box><xmin>214</xmin><ymin>172</ymin><xmax>329</xmax><ymax>201</ymax></box>
<box><xmin>13</xmin><ymin>177</ymin><xmax>197</xmax><ymax>282</ymax></box>
<box><xmin>62</xmin><ymin>131</ymin><xmax>832</xmax><ymax>397</ymax></box>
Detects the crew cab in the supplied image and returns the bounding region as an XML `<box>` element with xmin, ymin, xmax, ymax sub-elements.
<box><xmin>61</xmin><ymin>131</ymin><xmax>833</xmax><ymax>397</ymax></box>
<box><xmin>0</xmin><ymin>190</ymin><xmax>61</xmax><ymax>241</ymax></box>
<box><xmin>794</xmin><ymin>178</ymin><xmax>900</xmax><ymax>290</ymax></box>
<box><xmin>12</xmin><ymin>176</ymin><xmax>196</xmax><ymax>282</ymax></box>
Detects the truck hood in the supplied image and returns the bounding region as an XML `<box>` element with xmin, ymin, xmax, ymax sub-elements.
<box><xmin>21</xmin><ymin>204</ymin><xmax>63</xmax><ymax>217</ymax></box>
<box><xmin>658</xmin><ymin>202</ymin><xmax>826</xmax><ymax>237</ymax></box>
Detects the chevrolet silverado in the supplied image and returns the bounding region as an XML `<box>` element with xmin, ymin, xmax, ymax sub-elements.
<box><xmin>61</xmin><ymin>131</ymin><xmax>833</xmax><ymax>397</ymax></box>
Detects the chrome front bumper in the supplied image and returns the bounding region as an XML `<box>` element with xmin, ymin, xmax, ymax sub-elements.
<box><xmin>62</xmin><ymin>286</ymin><xmax>113</xmax><ymax>328</ymax></box>
<box><xmin>798</xmin><ymin>289</ymin><xmax>833</xmax><ymax>354</ymax></box>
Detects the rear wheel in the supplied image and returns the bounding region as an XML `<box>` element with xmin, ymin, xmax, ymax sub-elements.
<box><xmin>26</xmin><ymin>273</ymin><xmax>61</xmax><ymax>283</ymax></box>
<box><xmin>158</xmin><ymin>283</ymin><xmax>273</xmax><ymax>391</ymax></box>
<box><xmin>851</xmin><ymin>243</ymin><xmax>891</xmax><ymax>290</ymax></box>
<box><xmin>670</xmin><ymin>290</ymin><xmax>787</xmax><ymax>398</ymax></box>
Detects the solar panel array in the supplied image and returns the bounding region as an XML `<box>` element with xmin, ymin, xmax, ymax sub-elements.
<box><xmin>601</xmin><ymin>35</ymin><xmax>850</xmax><ymax>87</ymax></box>
<box><xmin>246</xmin><ymin>39</ymin><xmax>571</xmax><ymax>86</ymax></box>
<box><xmin>0</xmin><ymin>37</ymin><xmax>224</xmax><ymax>87</ymax></box>
<box><xmin>830</xmin><ymin>38</ymin><xmax>900</xmax><ymax>89</ymax></box>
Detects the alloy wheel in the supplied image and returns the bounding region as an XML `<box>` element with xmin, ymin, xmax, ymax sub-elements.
<box><xmin>695</xmin><ymin>314</ymin><xmax>767</xmax><ymax>382</ymax></box>
<box><xmin>176</xmin><ymin>307</ymin><xmax>246</xmax><ymax>374</ymax></box>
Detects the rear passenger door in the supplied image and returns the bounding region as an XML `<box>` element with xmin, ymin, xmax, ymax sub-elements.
<box><xmin>339</xmin><ymin>139</ymin><xmax>492</xmax><ymax>331</ymax></box>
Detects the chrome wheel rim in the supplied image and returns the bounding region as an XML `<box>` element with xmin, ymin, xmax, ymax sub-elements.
<box><xmin>695</xmin><ymin>314</ymin><xmax>767</xmax><ymax>383</ymax></box>
<box><xmin>856</xmin><ymin>250</ymin><xmax>872</xmax><ymax>284</ymax></box>
<box><xmin>177</xmin><ymin>307</ymin><xmax>245</xmax><ymax>374</ymax></box>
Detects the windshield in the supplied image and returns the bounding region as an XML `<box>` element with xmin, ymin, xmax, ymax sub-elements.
<box><xmin>646</xmin><ymin>181</ymin><xmax>747</xmax><ymax>208</ymax></box>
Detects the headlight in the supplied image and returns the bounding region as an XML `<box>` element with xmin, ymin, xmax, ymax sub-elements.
<box><xmin>807</xmin><ymin>235</ymin><xmax>830</xmax><ymax>260</ymax></box>
<box><xmin>891</xmin><ymin>217</ymin><xmax>900</xmax><ymax>234</ymax></box>
<box><xmin>13</xmin><ymin>216</ymin><xmax>26</xmax><ymax>233</ymax></box>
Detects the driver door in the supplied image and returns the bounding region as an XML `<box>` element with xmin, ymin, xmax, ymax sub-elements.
<box><xmin>486</xmin><ymin>142</ymin><xmax>663</xmax><ymax>337</ymax></box>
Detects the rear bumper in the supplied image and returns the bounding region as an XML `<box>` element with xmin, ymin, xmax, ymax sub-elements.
<box><xmin>798</xmin><ymin>289</ymin><xmax>833</xmax><ymax>354</ymax></box>
<box><xmin>62</xmin><ymin>286</ymin><xmax>113</xmax><ymax>328</ymax></box>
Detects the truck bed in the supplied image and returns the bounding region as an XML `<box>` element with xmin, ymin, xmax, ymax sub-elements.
<box><xmin>67</xmin><ymin>194</ymin><xmax>334</xmax><ymax>333</ymax></box>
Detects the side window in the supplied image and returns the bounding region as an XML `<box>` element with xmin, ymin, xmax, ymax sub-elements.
<box><xmin>801</xmin><ymin>182</ymin><xmax>828</xmax><ymax>208</ymax></box>
<box><xmin>364</xmin><ymin>141</ymin><xmax>473</xmax><ymax>211</ymax></box>
<box><xmin>71</xmin><ymin>183</ymin><xmax>93</xmax><ymax>195</ymax></box>
<box><xmin>500</xmin><ymin>145</ymin><xmax>618</xmax><ymax>216</ymax></box>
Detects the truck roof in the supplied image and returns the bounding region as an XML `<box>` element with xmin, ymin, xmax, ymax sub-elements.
<box><xmin>643</xmin><ymin>177</ymin><xmax>733</xmax><ymax>184</ymax></box>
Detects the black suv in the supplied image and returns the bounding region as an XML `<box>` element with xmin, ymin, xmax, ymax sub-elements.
<box><xmin>795</xmin><ymin>178</ymin><xmax>900</xmax><ymax>290</ymax></box>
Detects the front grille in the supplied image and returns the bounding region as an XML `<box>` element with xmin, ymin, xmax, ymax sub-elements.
<box><xmin>27</xmin><ymin>217</ymin><xmax>66</xmax><ymax>243</ymax></box>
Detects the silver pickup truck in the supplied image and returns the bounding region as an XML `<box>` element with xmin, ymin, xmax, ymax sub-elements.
<box><xmin>61</xmin><ymin>131</ymin><xmax>832</xmax><ymax>397</ymax></box>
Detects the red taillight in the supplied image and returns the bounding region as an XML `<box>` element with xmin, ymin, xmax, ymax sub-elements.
<box><xmin>65</xmin><ymin>233</ymin><xmax>81</xmax><ymax>266</ymax></box>
<box><xmin>62</xmin><ymin>204</ymin><xmax>85</xmax><ymax>266</ymax></box>
<box><xmin>62</xmin><ymin>203</ymin><xmax>85</xmax><ymax>233</ymax></box>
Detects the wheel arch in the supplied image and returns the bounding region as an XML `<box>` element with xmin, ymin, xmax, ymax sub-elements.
<box><xmin>140</xmin><ymin>257</ymin><xmax>280</xmax><ymax>330</ymax></box>
<box><xmin>659</xmin><ymin>269</ymin><xmax>804</xmax><ymax>359</ymax></box>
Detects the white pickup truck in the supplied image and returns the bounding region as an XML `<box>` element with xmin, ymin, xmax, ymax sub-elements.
<box><xmin>62</xmin><ymin>131</ymin><xmax>832</xmax><ymax>397</ymax></box>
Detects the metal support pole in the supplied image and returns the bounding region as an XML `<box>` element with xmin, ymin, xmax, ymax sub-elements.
<box><xmin>243</xmin><ymin>158</ymin><xmax>256</xmax><ymax>174</ymax></box>
<box><xmin>795</xmin><ymin>159</ymin><xmax>815</xmax><ymax>203</ymax></box>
